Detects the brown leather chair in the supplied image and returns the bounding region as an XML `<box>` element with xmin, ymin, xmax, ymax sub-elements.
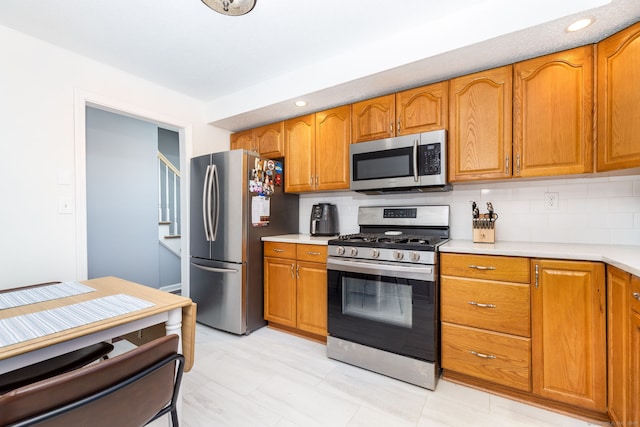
<box><xmin>0</xmin><ymin>341</ymin><xmax>114</xmax><ymax>394</ymax></box>
<box><xmin>0</xmin><ymin>334</ymin><xmax>184</xmax><ymax>427</ymax></box>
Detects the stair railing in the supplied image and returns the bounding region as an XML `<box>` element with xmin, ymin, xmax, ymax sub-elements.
<box><xmin>158</xmin><ymin>152</ymin><xmax>180</xmax><ymax>236</ymax></box>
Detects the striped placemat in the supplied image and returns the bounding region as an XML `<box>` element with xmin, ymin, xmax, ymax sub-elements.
<box><xmin>0</xmin><ymin>281</ymin><xmax>95</xmax><ymax>310</ymax></box>
<box><xmin>0</xmin><ymin>294</ymin><xmax>155</xmax><ymax>347</ymax></box>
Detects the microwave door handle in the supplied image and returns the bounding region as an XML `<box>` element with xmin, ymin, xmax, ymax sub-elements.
<box><xmin>210</xmin><ymin>164</ymin><xmax>220</xmax><ymax>241</ymax></box>
<box><xmin>413</xmin><ymin>138</ymin><xmax>419</xmax><ymax>182</ymax></box>
<box><xmin>202</xmin><ymin>164</ymin><xmax>212</xmax><ymax>241</ymax></box>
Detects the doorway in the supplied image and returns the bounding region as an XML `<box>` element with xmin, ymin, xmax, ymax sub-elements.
<box><xmin>86</xmin><ymin>107</ymin><xmax>181</xmax><ymax>289</ymax></box>
<box><xmin>74</xmin><ymin>91</ymin><xmax>191</xmax><ymax>295</ymax></box>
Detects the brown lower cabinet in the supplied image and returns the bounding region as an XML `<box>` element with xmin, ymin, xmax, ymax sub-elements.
<box><xmin>263</xmin><ymin>242</ymin><xmax>327</xmax><ymax>341</ymax></box>
<box><xmin>441</xmin><ymin>253</ymin><xmax>608</xmax><ymax>422</ymax></box>
<box><xmin>608</xmin><ymin>266</ymin><xmax>640</xmax><ymax>426</ymax></box>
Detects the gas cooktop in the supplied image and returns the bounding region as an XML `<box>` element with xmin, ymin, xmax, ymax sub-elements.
<box><xmin>329</xmin><ymin>233</ymin><xmax>448</xmax><ymax>251</ymax></box>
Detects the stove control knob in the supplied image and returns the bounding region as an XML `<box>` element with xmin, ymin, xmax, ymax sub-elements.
<box><xmin>370</xmin><ymin>248</ymin><xmax>380</xmax><ymax>258</ymax></box>
<box><xmin>349</xmin><ymin>247</ymin><xmax>358</xmax><ymax>256</ymax></box>
<box><xmin>336</xmin><ymin>246</ymin><xmax>345</xmax><ymax>256</ymax></box>
<box><xmin>409</xmin><ymin>251</ymin><xmax>421</xmax><ymax>262</ymax></box>
<box><xmin>393</xmin><ymin>250</ymin><xmax>404</xmax><ymax>261</ymax></box>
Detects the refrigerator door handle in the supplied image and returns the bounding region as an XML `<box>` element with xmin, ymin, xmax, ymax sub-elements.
<box><xmin>191</xmin><ymin>262</ymin><xmax>239</xmax><ymax>274</ymax></box>
<box><xmin>210</xmin><ymin>163</ymin><xmax>220</xmax><ymax>241</ymax></box>
<box><xmin>203</xmin><ymin>164</ymin><xmax>213</xmax><ymax>241</ymax></box>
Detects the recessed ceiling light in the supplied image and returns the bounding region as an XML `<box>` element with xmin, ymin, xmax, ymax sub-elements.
<box><xmin>295</xmin><ymin>100</ymin><xmax>307</xmax><ymax>107</ymax></box>
<box><xmin>566</xmin><ymin>17</ymin><xmax>595</xmax><ymax>32</ymax></box>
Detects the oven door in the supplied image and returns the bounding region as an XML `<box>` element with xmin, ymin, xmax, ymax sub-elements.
<box><xmin>327</xmin><ymin>257</ymin><xmax>438</xmax><ymax>362</ymax></box>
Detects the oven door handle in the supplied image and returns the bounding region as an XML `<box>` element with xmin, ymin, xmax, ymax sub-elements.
<box><xmin>327</xmin><ymin>258</ymin><xmax>434</xmax><ymax>281</ymax></box>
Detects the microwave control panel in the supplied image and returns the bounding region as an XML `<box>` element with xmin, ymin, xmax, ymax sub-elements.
<box><xmin>420</xmin><ymin>143</ymin><xmax>442</xmax><ymax>175</ymax></box>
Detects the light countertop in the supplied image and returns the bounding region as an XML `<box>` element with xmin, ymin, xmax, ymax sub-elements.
<box><xmin>262</xmin><ymin>235</ymin><xmax>640</xmax><ymax>276</ymax></box>
<box><xmin>441</xmin><ymin>240</ymin><xmax>640</xmax><ymax>277</ymax></box>
<box><xmin>262</xmin><ymin>234</ymin><xmax>335</xmax><ymax>245</ymax></box>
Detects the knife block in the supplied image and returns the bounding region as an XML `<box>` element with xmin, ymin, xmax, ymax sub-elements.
<box><xmin>472</xmin><ymin>215</ymin><xmax>496</xmax><ymax>243</ymax></box>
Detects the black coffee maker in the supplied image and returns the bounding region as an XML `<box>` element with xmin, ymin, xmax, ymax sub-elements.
<box><xmin>309</xmin><ymin>203</ymin><xmax>339</xmax><ymax>236</ymax></box>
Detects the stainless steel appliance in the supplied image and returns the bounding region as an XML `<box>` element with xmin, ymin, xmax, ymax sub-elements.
<box><xmin>309</xmin><ymin>203</ymin><xmax>339</xmax><ymax>236</ymax></box>
<box><xmin>190</xmin><ymin>150</ymin><xmax>299</xmax><ymax>335</ymax></box>
<box><xmin>349</xmin><ymin>129</ymin><xmax>450</xmax><ymax>194</ymax></box>
<box><xmin>326</xmin><ymin>205</ymin><xmax>449</xmax><ymax>390</ymax></box>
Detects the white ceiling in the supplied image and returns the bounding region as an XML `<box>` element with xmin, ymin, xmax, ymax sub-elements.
<box><xmin>1</xmin><ymin>0</ymin><xmax>639</xmax><ymax>132</ymax></box>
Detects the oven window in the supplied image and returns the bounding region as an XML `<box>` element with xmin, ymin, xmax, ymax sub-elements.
<box><xmin>342</xmin><ymin>276</ymin><xmax>412</xmax><ymax>327</ymax></box>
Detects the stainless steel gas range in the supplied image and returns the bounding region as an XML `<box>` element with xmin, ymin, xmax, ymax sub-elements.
<box><xmin>326</xmin><ymin>205</ymin><xmax>449</xmax><ymax>390</ymax></box>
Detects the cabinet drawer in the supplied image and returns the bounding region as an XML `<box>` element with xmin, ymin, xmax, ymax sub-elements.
<box><xmin>442</xmin><ymin>322</ymin><xmax>531</xmax><ymax>391</ymax></box>
<box><xmin>441</xmin><ymin>276</ymin><xmax>530</xmax><ymax>337</ymax></box>
<box><xmin>632</xmin><ymin>275</ymin><xmax>640</xmax><ymax>313</ymax></box>
<box><xmin>441</xmin><ymin>253</ymin><xmax>530</xmax><ymax>283</ymax></box>
<box><xmin>296</xmin><ymin>244</ymin><xmax>327</xmax><ymax>263</ymax></box>
<box><xmin>264</xmin><ymin>242</ymin><xmax>296</xmax><ymax>259</ymax></box>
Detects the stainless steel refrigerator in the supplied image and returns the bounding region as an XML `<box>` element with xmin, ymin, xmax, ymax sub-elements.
<box><xmin>190</xmin><ymin>150</ymin><xmax>299</xmax><ymax>334</ymax></box>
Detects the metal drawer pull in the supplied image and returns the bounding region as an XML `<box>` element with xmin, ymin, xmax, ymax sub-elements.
<box><xmin>468</xmin><ymin>265</ymin><xmax>496</xmax><ymax>270</ymax></box>
<box><xmin>468</xmin><ymin>301</ymin><xmax>496</xmax><ymax>308</ymax></box>
<box><xmin>272</xmin><ymin>248</ymin><xmax>285</xmax><ymax>252</ymax></box>
<box><xmin>633</xmin><ymin>292</ymin><xmax>640</xmax><ymax>301</ymax></box>
<box><xmin>470</xmin><ymin>350</ymin><xmax>496</xmax><ymax>359</ymax></box>
<box><xmin>306</xmin><ymin>251</ymin><xmax>321</xmax><ymax>256</ymax></box>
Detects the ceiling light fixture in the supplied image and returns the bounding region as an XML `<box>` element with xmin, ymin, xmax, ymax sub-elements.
<box><xmin>566</xmin><ymin>17</ymin><xmax>595</xmax><ymax>32</ymax></box>
<box><xmin>201</xmin><ymin>0</ymin><xmax>256</xmax><ymax>16</ymax></box>
<box><xmin>295</xmin><ymin>100</ymin><xmax>307</xmax><ymax>107</ymax></box>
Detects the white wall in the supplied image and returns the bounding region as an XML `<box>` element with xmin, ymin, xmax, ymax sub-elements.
<box><xmin>299</xmin><ymin>174</ymin><xmax>640</xmax><ymax>246</ymax></box>
<box><xmin>0</xmin><ymin>25</ymin><xmax>226</xmax><ymax>289</ymax></box>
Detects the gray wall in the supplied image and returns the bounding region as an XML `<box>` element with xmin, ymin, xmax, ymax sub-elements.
<box><xmin>86</xmin><ymin>107</ymin><xmax>160</xmax><ymax>287</ymax></box>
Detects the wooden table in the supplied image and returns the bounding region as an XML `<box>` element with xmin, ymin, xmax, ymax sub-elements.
<box><xmin>0</xmin><ymin>276</ymin><xmax>196</xmax><ymax>374</ymax></box>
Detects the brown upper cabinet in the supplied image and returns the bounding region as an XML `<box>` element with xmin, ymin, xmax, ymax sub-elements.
<box><xmin>597</xmin><ymin>21</ymin><xmax>640</xmax><ymax>172</ymax></box>
<box><xmin>449</xmin><ymin>46</ymin><xmax>594</xmax><ymax>183</ymax></box>
<box><xmin>449</xmin><ymin>65</ymin><xmax>513</xmax><ymax>182</ymax></box>
<box><xmin>513</xmin><ymin>45</ymin><xmax>594</xmax><ymax>177</ymax></box>
<box><xmin>230</xmin><ymin>121</ymin><xmax>285</xmax><ymax>159</ymax></box>
<box><xmin>351</xmin><ymin>82</ymin><xmax>448</xmax><ymax>143</ymax></box>
<box><xmin>229</xmin><ymin>128</ymin><xmax>255</xmax><ymax>152</ymax></box>
<box><xmin>284</xmin><ymin>105</ymin><xmax>351</xmax><ymax>193</ymax></box>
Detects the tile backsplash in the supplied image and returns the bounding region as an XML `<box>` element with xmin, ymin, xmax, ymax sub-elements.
<box><xmin>298</xmin><ymin>174</ymin><xmax>640</xmax><ymax>246</ymax></box>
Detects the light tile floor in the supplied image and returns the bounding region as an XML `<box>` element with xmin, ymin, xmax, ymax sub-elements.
<box><xmin>146</xmin><ymin>324</ymin><xmax>606</xmax><ymax>427</ymax></box>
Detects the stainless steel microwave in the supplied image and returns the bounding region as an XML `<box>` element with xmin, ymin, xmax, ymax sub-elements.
<box><xmin>349</xmin><ymin>129</ymin><xmax>451</xmax><ymax>194</ymax></box>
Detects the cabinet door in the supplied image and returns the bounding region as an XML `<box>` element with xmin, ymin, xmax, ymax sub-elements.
<box><xmin>296</xmin><ymin>260</ymin><xmax>327</xmax><ymax>336</ymax></box>
<box><xmin>631</xmin><ymin>307</ymin><xmax>640</xmax><ymax>425</ymax></box>
<box><xmin>597</xmin><ymin>22</ymin><xmax>640</xmax><ymax>171</ymax></box>
<box><xmin>284</xmin><ymin>114</ymin><xmax>316</xmax><ymax>192</ymax></box>
<box><xmin>315</xmin><ymin>105</ymin><xmax>351</xmax><ymax>191</ymax></box>
<box><xmin>608</xmin><ymin>266</ymin><xmax>631</xmax><ymax>426</ymax></box>
<box><xmin>263</xmin><ymin>257</ymin><xmax>297</xmax><ymax>327</ymax></box>
<box><xmin>397</xmin><ymin>82</ymin><xmax>448</xmax><ymax>135</ymax></box>
<box><xmin>514</xmin><ymin>46</ymin><xmax>594</xmax><ymax>177</ymax></box>
<box><xmin>255</xmin><ymin>122</ymin><xmax>284</xmax><ymax>159</ymax></box>
<box><xmin>230</xmin><ymin>129</ymin><xmax>255</xmax><ymax>151</ymax></box>
<box><xmin>531</xmin><ymin>259</ymin><xmax>606</xmax><ymax>411</ymax></box>
<box><xmin>449</xmin><ymin>65</ymin><xmax>513</xmax><ymax>182</ymax></box>
<box><xmin>351</xmin><ymin>94</ymin><xmax>395</xmax><ymax>143</ymax></box>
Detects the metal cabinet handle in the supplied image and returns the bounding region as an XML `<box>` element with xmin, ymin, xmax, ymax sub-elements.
<box><xmin>296</xmin><ymin>264</ymin><xmax>300</xmax><ymax>279</ymax></box>
<box><xmin>397</xmin><ymin>119</ymin><xmax>401</xmax><ymax>133</ymax></box>
<box><xmin>272</xmin><ymin>248</ymin><xmax>285</xmax><ymax>253</ymax></box>
<box><xmin>470</xmin><ymin>350</ymin><xmax>496</xmax><ymax>359</ymax></box>
<box><xmin>291</xmin><ymin>264</ymin><xmax>295</xmax><ymax>278</ymax></box>
<box><xmin>516</xmin><ymin>154</ymin><xmax>521</xmax><ymax>175</ymax></box>
<box><xmin>633</xmin><ymin>292</ymin><xmax>640</xmax><ymax>301</ymax></box>
<box><xmin>468</xmin><ymin>265</ymin><xmax>496</xmax><ymax>270</ymax></box>
<box><xmin>535</xmin><ymin>264</ymin><xmax>539</xmax><ymax>288</ymax></box>
<box><xmin>306</xmin><ymin>251</ymin><xmax>321</xmax><ymax>256</ymax></box>
<box><xmin>468</xmin><ymin>301</ymin><xmax>497</xmax><ymax>308</ymax></box>
<box><xmin>505</xmin><ymin>155</ymin><xmax>510</xmax><ymax>175</ymax></box>
<box><xmin>389</xmin><ymin>122</ymin><xmax>393</xmax><ymax>134</ymax></box>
